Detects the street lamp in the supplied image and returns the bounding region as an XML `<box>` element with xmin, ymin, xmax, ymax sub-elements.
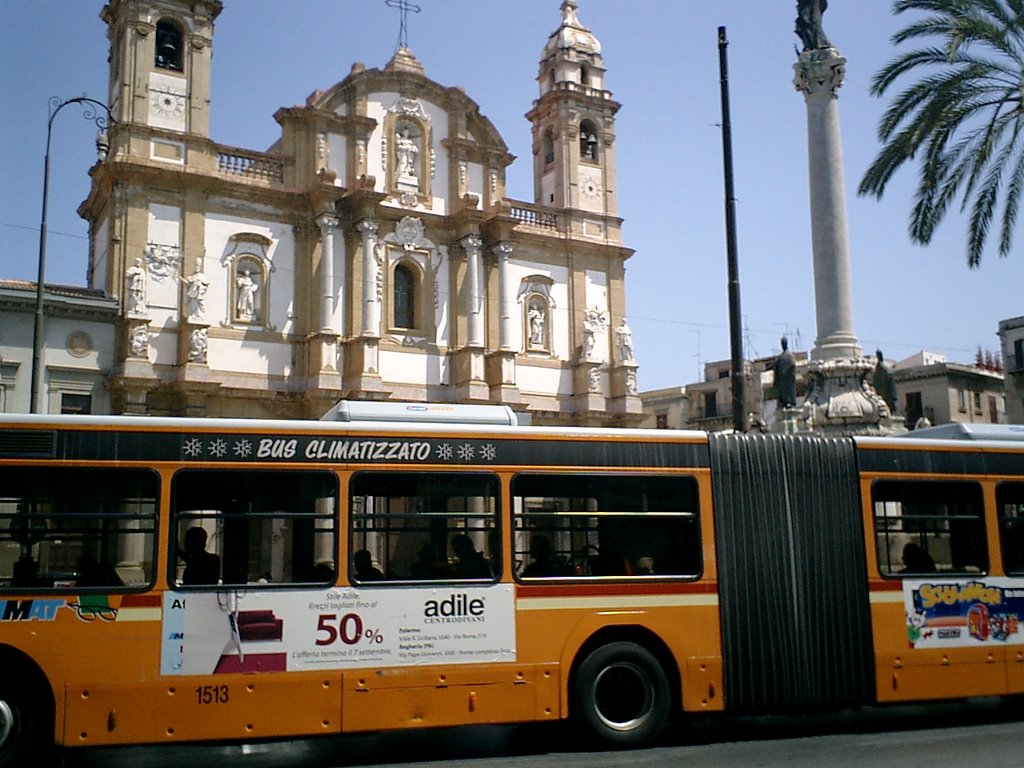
<box><xmin>30</xmin><ymin>96</ymin><xmax>115</xmax><ymax>413</ymax></box>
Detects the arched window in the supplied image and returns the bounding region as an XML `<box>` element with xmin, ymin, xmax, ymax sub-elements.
<box><xmin>579</xmin><ymin>120</ymin><xmax>599</xmax><ymax>163</ymax></box>
<box><xmin>580</xmin><ymin>64</ymin><xmax>590</xmax><ymax>88</ymax></box>
<box><xmin>393</xmin><ymin>264</ymin><xmax>415</xmax><ymax>329</ymax></box>
<box><xmin>543</xmin><ymin>128</ymin><xmax>555</xmax><ymax>167</ymax></box>
<box><xmin>233</xmin><ymin>256</ymin><xmax>263</xmax><ymax>324</ymax></box>
<box><xmin>155</xmin><ymin>20</ymin><xmax>184</xmax><ymax>72</ymax></box>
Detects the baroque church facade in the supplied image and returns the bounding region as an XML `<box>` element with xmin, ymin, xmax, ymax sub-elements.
<box><xmin>80</xmin><ymin>0</ymin><xmax>640</xmax><ymax>425</ymax></box>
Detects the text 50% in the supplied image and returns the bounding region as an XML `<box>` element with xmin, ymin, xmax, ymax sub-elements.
<box><xmin>315</xmin><ymin>613</ymin><xmax>384</xmax><ymax>646</ymax></box>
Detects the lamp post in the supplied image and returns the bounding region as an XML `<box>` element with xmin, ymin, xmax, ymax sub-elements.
<box><xmin>30</xmin><ymin>96</ymin><xmax>114</xmax><ymax>413</ymax></box>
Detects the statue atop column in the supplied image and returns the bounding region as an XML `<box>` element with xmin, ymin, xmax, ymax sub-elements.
<box><xmin>795</xmin><ymin>0</ymin><xmax>830</xmax><ymax>51</ymax></box>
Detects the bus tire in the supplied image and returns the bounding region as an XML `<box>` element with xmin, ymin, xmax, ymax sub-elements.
<box><xmin>0</xmin><ymin>673</ymin><xmax>52</xmax><ymax>768</ymax></box>
<box><xmin>573</xmin><ymin>641</ymin><xmax>670</xmax><ymax>747</ymax></box>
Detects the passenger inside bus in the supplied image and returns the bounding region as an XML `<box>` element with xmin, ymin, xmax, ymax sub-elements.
<box><xmin>180</xmin><ymin>527</ymin><xmax>221</xmax><ymax>585</ymax></box>
<box><xmin>76</xmin><ymin>552</ymin><xmax>123</xmax><ymax>587</ymax></box>
<box><xmin>352</xmin><ymin>549</ymin><xmax>384</xmax><ymax>581</ymax></box>
<box><xmin>451</xmin><ymin>534</ymin><xmax>490</xmax><ymax>578</ymax></box>
<box><xmin>11</xmin><ymin>553</ymin><xmax>39</xmax><ymax>587</ymax></box>
<box><xmin>521</xmin><ymin>535</ymin><xmax>559</xmax><ymax>577</ymax></box>
<box><xmin>900</xmin><ymin>542</ymin><xmax>936</xmax><ymax>574</ymax></box>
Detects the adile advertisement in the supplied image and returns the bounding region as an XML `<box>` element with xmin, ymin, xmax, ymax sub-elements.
<box><xmin>904</xmin><ymin>577</ymin><xmax>1024</xmax><ymax>649</ymax></box>
<box><xmin>160</xmin><ymin>585</ymin><xmax>515</xmax><ymax>675</ymax></box>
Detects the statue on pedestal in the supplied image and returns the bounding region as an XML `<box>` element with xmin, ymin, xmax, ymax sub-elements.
<box><xmin>871</xmin><ymin>349</ymin><xmax>898</xmax><ymax>413</ymax></box>
<box><xmin>773</xmin><ymin>336</ymin><xmax>798</xmax><ymax>408</ymax></box>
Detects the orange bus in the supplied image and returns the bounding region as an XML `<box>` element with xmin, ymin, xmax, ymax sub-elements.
<box><xmin>1</xmin><ymin>404</ymin><xmax>1023</xmax><ymax>766</ymax></box>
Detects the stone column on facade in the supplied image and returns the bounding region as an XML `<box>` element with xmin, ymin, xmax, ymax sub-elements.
<box><xmin>358</xmin><ymin>218</ymin><xmax>380</xmax><ymax>337</ymax></box>
<box><xmin>486</xmin><ymin>242</ymin><xmax>521</xmax><ymax>404</ymax></box>
<box><xmin>317</xmin><ymin>215</ymin><xmax>337</xmax><ymax>333</ymax></box>
<box><xmin>464</xmin><ymin>235</ymin><xmax>484</xmax><ymax>347</ymax></box>
<box><xmin>343</xmin><ymin>218</ymin><xmax>388</xmax><ymax>397</ymax></box>
<box><xmin>450</xmin><ymin>234</ymin><xmax>489</xmax><ymax>401</ymax></box>
<box><xmin>306</xmin><ymin>214</ymin><xmax>342</xmax><ymax>404</ymax></box>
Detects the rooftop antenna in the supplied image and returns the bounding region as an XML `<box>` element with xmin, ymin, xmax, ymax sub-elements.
<box><xmin>386</xmin><ymin>0</ymin><xmax>421</xmax><ymax>51</ymax></box>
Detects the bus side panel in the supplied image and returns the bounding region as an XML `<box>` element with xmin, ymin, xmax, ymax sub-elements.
<box><xmin>63</xmin><ymin>672</ymin><xmax>341</xmax><ymax>746</ymax></box>
<box><xmin>340</xmin><ymin>663</ymin><xmax>559</xmax><ymax>732</ymax></box>
<box><xmin>710</xmin><ymin>434</ymin><xmax>875</xmax><ymax>713</ymax></box>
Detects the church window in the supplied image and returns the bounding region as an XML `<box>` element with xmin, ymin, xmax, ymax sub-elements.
<box><xmin>155</xmin><ymin>20</ymin><xmax>184</xmax><ymax>72</ymax></box>
<box><xmin>579</xmin><ymin>119</ymin><xmax>599</xmax><ymax>163</ymax></box>
<box><xmin>232</xmin><ymin>256</ymin><xmax>264</xmax><ymax>325</ymax></box>
<box><xmin>580</xmin><ymin>64</ymin><xmax>590</xmax><ymax>87</ymax></box>
<box><xmin>393</xmin><ymin>263</ymin><xmax>416</xmax><ymax>329</ymax></box>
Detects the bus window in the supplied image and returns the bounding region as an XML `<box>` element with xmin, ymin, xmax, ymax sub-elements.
<box><xmin>349</xmin><ymin>472</ymin><xmax>499</xmax><ymax>582</ymax></box>
<box><xmin>0</xmin><ymin>466</ymin><xmax>157</xmax><ymax>590</ymax></box>
<box><xmin>872</xmin><ymin>480</ymin><xmax>987</xmax><ymax>577</ymax></box>
<box><xmin>171</xmin><ymin>469</ymin><xmax>338</xmax><ymax>587</ymax></box>
<box><xmin>511</xmin><ymin>474</ymin><xmax>701</xmax><ymax>579</ymax></box>
<box><xmin>998</xmin><ymin>482</ymin><xmax>1024</xmax><ymax>575</ymax></box>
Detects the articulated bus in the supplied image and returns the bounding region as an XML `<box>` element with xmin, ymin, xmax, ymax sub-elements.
<box><xmin>1</xmin><ymin>403</ymin><xmax>1024</xmax><ymax>765</ymax></box>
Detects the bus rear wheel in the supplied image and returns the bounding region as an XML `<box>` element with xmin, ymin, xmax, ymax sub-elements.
<box><xmin>0</xmin><ymin>676</ymin><xmax>51</xmax><ymax>768</ymax></box>
<box><xmin>573</xmin><ymin>641</ymin><xmax>670</xmax><ymax>747</ymax></box>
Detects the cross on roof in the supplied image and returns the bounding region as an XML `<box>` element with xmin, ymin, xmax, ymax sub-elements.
<box><xmin>385</xmin><ymin>0</ymin><xmax>421</xmax><ymax>51</ymax></box>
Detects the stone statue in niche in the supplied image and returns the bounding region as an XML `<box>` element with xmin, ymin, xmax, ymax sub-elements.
<box><xmin>235</xmin><ymin>268</ymin><xmax>259</xmax><ymax>322</ymax></box>
<box><xmin>126</xmin><ymin>258</ymin><xmax>147</xmax><ymax>315</ymax></box>
<box><xmin>528</xmin><ymin>304</ymin><xmax>546</xmax><ymax>347</ymax></box>
<box><xmin>395</xmin><ymin>127</ymin><xmax>419</xmax><ymax>180</ymax></box>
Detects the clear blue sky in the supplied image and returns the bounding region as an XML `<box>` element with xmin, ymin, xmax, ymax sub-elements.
<box><xmin>1</xmin><ymin>1</ymin><xmax>1020</xmax><ymax>391</ymax></box>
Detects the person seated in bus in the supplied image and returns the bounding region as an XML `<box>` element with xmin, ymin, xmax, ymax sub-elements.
<box><xmin>410</xmin><ymin>542</ymin><xmax>451</xmax><ymax>579</ymax></box>
<box><xmin>451</xmin><ymin>534</ymin><xmax>491</xmax><ymax>579</ymax></box>
<box><xmin>900</xmin><ymin>542</ymin><xmax>936</xmax><ymax>574</ymax></box>
<box><xmin>353</xmin><ymin>549</ymin><xmax>384</xmax><ymax>581</ymax></box>
<box><xmin>76</xmin><ymin>552</ymin><xmax>124</xmax><ymax>587</ymax></box>
<box><xmin>180</xmin><ymin>526</ymin><xmax>221</xmax><ymax>585</ymax></box>
<box><xmin>521</xmin><ymin>535</ymin><xmax>559</xmax><ymax>578</ymax></box>
<box><xmin>11</xmin><ymin>553</ymin><xmax>39</xmax><ymax>588</ymax></box>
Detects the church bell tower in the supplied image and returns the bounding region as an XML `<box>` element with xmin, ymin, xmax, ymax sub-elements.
<box><xmin>101</xmin><ymin>0</ymin><xmax>221</xmax><ymax>140</ymax></box>
<box><xmin>527</xmin><ymin>0</ymin><xmax>620</xmax><ymax>218</ymax></box>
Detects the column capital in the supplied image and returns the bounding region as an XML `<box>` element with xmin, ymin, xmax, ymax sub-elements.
<box><xmin>460</xmin><ymin>234</ymin><xmax>483</xmax><ymax>256</ymax></box>
<box><xmin>355</xmin><ymin>218</ymin><xmax>379</xmax><ymax>236</ymax></box>
<box><xmin>793</xmin><ymin>48</ymin><xmax>846</xmax><ymax>97</ymax></box>
<box><xmin>491</xmin><ymin>242</ymin><xmax>514</xmax><ymax>260</ymax></box>
<box><xmin>315</xmin><ymin>213</ymin><xmax>338</xmax><ymax>233</ymax></box>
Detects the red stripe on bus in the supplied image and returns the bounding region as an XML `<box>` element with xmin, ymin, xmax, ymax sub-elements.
<box><xmin>119</xmin><ymin>594</ymin><xmax>162</xmax><ymax>608</ymax></box>
<box><xmin>516</xmin><ymin>581</ymin><xmax>717</xmax><ymax>598</ymax></box>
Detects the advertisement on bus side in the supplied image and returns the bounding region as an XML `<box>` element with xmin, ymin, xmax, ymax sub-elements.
<box><xmin>160</xmin><ymin>585</ymin><xmax>515</xmax><ymax>675</ymax></box>
<box><xmin>903</xmin><ymin>577</ymin><xmax>1024</xmax><ymax>648</ymax></box>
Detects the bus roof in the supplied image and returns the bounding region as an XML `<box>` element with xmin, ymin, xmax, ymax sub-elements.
<box><xmin>898</xmin><ymin>423</ymin><xmax>1024</xmax><ymax>442</ymax></box>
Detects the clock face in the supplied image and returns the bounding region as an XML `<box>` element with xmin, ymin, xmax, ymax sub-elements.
<box><xmin>151</xmin><ymin>89</ymin><xmax>185</xmax><ymax>119</ymax></box>
<box><xmin>581</xmin><ymin>178</ymin><xmax>602</xmax><ymax>198</ymax></box>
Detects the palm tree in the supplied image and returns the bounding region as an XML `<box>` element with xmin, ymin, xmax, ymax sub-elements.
<box><xmin>858</xmin><ymin>0</ymin><xmax>1024</xmax><ymax>267</ymax></box>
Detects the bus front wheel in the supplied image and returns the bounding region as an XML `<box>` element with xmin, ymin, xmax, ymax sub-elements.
<box><xmin>0</xmin><ymin>674</ymin><xmax>52</xmax><ymax>768</ymax></box>
<box><xmin>573</xmin><ymin>641</ymin><xmax>670</xmax><ymax>747</ymax></box>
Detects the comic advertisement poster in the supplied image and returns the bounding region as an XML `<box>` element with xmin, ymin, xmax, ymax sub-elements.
<box><xmin>161</xmin><ymin>585</ymin><xmax>515</xmax><ymax>675</ymax></box>
<box><xmin>904</xmin><ymin>578</ymin><xmax>1024</xmax><ymax>648</ymax></box>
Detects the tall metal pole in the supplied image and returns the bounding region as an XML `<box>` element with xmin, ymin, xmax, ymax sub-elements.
<box><xmin>30</xmin><ymin>96</ymin><xmax>114</xmax><ymax>413</ymax></box>
<box><xmin>718</xmin><ymin>27</ymin><xmax>746</xmax><ymax>432</ymax></box>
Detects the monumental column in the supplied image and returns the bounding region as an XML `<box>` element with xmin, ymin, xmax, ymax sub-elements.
<box><xmin>791</xmin><ymin>0</ymin><xmax>898</xmax><ymax>434</ymax></box>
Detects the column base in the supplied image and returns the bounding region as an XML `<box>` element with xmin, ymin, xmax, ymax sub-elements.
<box><xmin>800</xmin><ymin>356</ymin><xmax>904</xmax><ymax>436</ymax></box>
